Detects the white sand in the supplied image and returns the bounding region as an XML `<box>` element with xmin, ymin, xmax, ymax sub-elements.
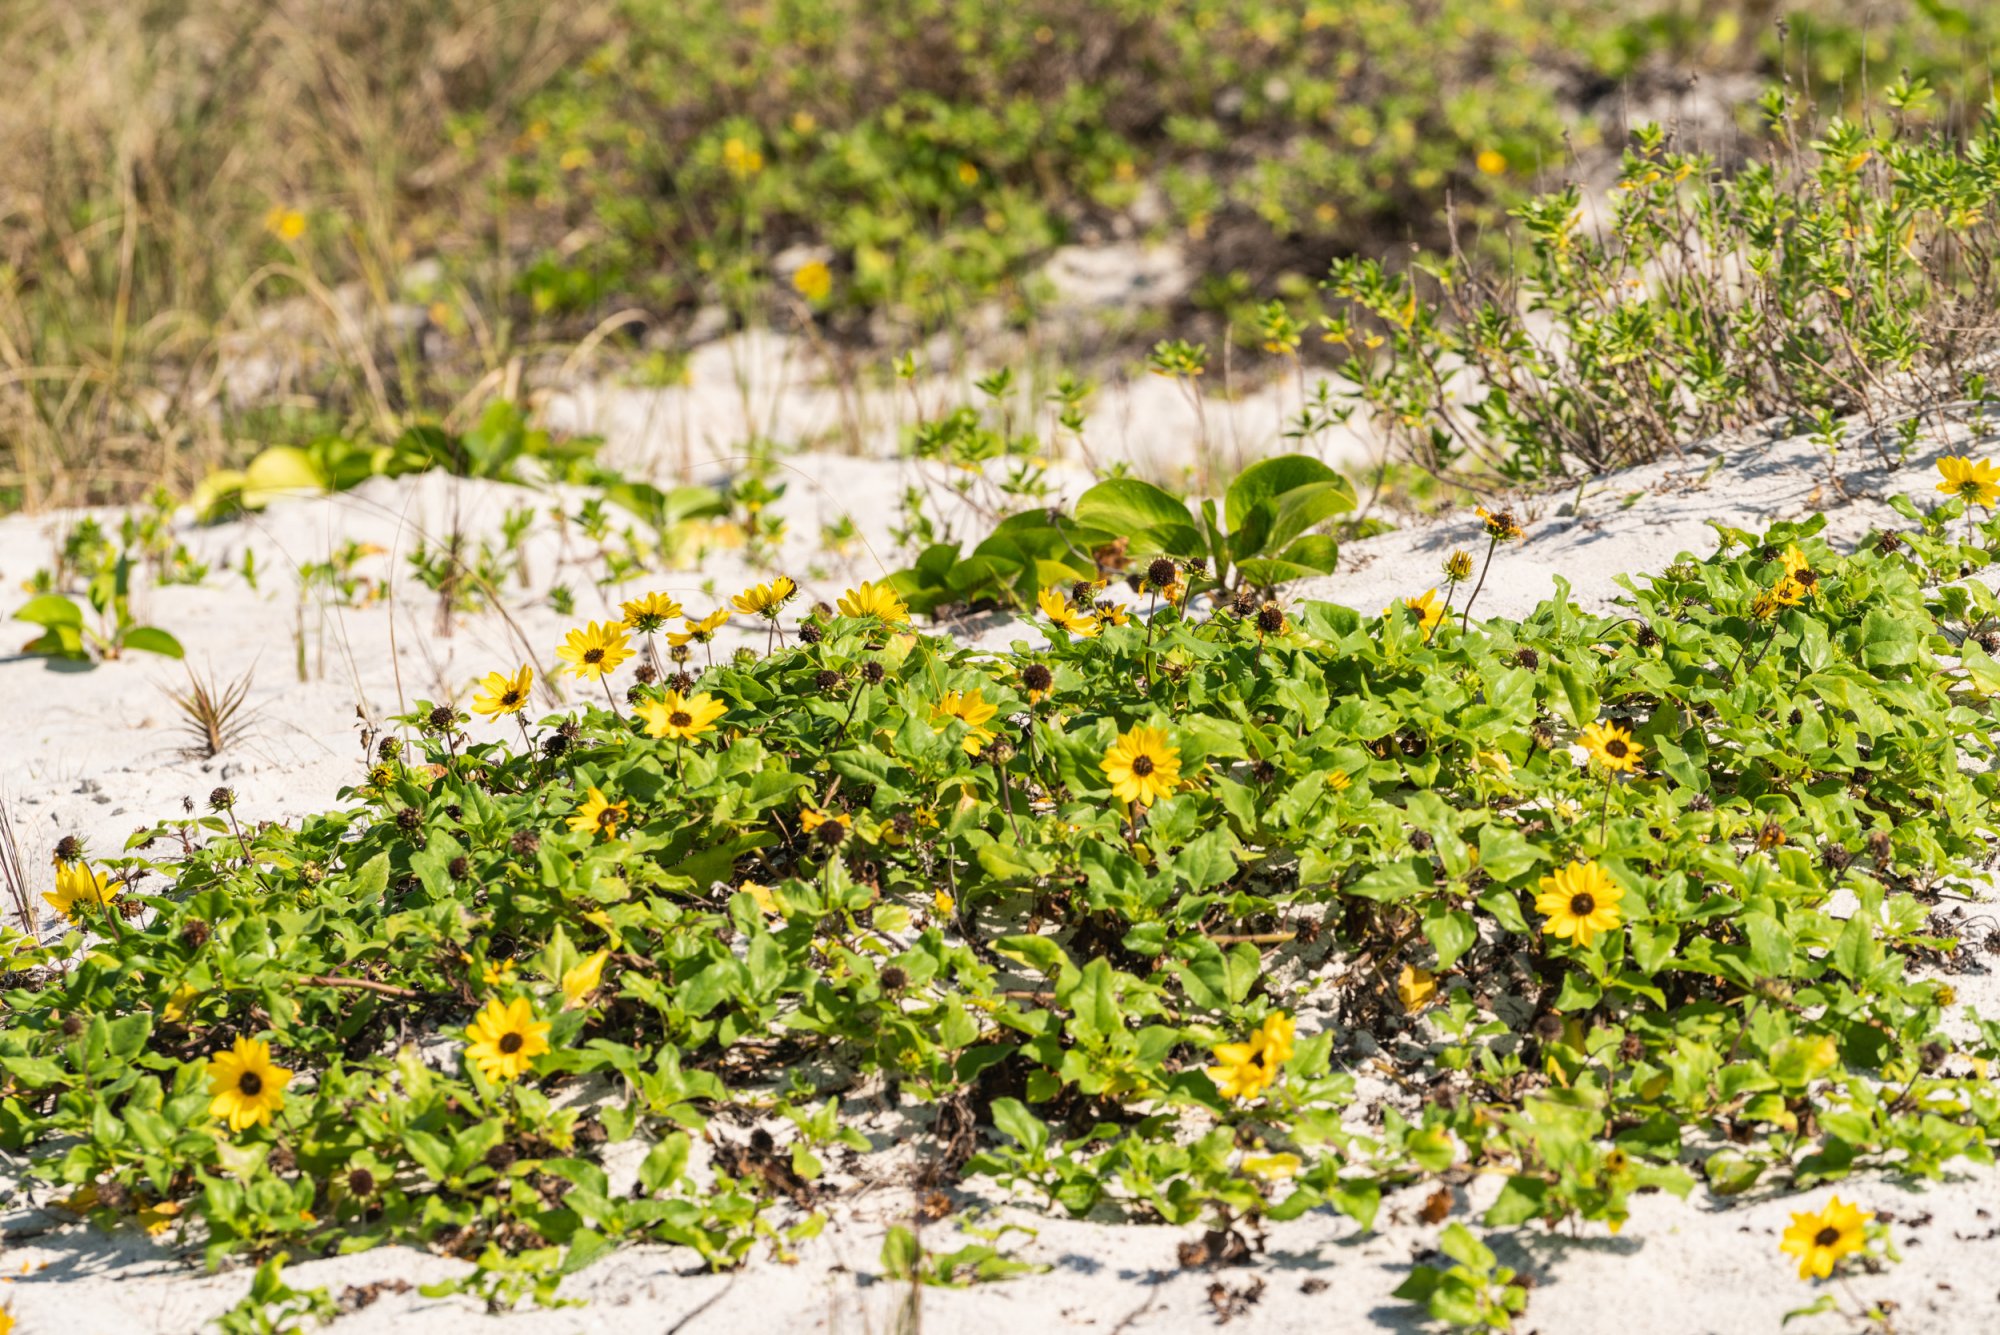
<box><xmin>3</xmin><ymin>377</ymin><xmax>1998</xmax><ymax>1333</ymax></box>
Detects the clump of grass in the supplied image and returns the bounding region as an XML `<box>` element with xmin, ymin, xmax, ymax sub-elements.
<box><xmin>166</xmin><ymin>663</ymin><xmax>257</xmax><ymax>760</ymax></box>
<box><xmin>0</xmin><ymin>801</ymin><xmax>33</xmax><ymax>933</ymax></box>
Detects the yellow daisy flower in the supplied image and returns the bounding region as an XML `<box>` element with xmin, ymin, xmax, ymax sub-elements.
<box><xmin>836</xmin><ymin>581</ymin><xmax>909</xmax><ymax>624</ymax></box>
<box><xmin>567</xmin><ymin>787</ymin><xmax>629</xmax><ymax>839</ymax></box>
<box><xmin>668</xmin><ymin>609</ymin><xmax>731</xmax><ymax>647</ymax></box>
<box><xmin>1936</xmin><ymin>455</ymin><xmax>2000</xmax><ymax>508</ymax></box>
<box><xmin>799</xmin><ymin>808</ymin><xmax>852</xmax><ymax>834</ymax></box>
<box><xmin>1477</xmin><ymin>505</ymin><xmax>1523</xmax><ymax>540</ymax></box>
<box><xmin>464</xmin><ymin>996</ymin><xmax>552</xmax><ymax>1083</ymax></box>
<box><xmin>1037</xmin><ymin>586</ymin><xmax>1100</xmax><ymax>639</ymax></box>
<box><xmin>634</xmin><ymin>690</ymin><xmax>728</xmax><ymax>742</ymax></box>
<box><xmin>1257</xmin><ymin>1012</ymin><xmax>1296</xmax><ymax>1066</ymax></box>
<box><xmin>1578</xmin><ymin>721</ymin><xmax>1642</xmax><ymax>774</ymax></box>
<box><xmin>791</xmin><ymin>260</ymin><xmax>833</xmax><ymax>303</ymax></box>
<box><xmin>932</xmin><ymin>688</ymin><xmax>999</xmax><ymax>754</ymax></box>
<box><xmin>555</xmin><ymin>621</ymin><xmax>634</xmax><ymax>681</ymax></box>
<box><xmin>1397</xmin><ymin>964</ymin><xmax>1440</xmax><ymax>1013</ymax></box>
<box><xmin>1206</xmin><ymin>1040</ymin><xmax>1274</xmax><ymax>1102</ymax></box>
<box><xmin>620</xmin><ymin>591</ymin><xmax>685</xmax><ymax>633</ymax></box>
<box><xmin>206</xmin><ymin>1037</ymin><xmax>291</xmax><ymax>1132</ymax></box>
<box><xmin>1389</xmin><ymin>587</ymin><xmax>1446</xmax><ymax>641</ymax></box>
<box><xmin>470</xmin><ymin>665</ymin><xmax>533</xmax><ymax>718</ymax></box>
<box><xmin>1101</xmin><ymin>726</ymin><xmax>1182</xmax><ymax>807</ymax></box>
<box><xmin>1780</xmin><ymin>1195</ymin><xmax>1873</xmax><ymax>1280</ymax></box>
<box><xmin>731</xmin><ymin>576</ymin><xmax>798</xmax><ymax>619</ymax></box>
<box><xmin>1534</xmin><ymin>860</ymin><xmax>1627</xmax><ymax>948</ymax></box>
<box><xmin>45</xmin><ymin>860</ymin><xmax>118</xmax><ymax>923</ymax></box>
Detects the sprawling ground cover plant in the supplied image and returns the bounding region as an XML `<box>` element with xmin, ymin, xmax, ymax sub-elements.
<box><xmin>8</xmin><ymin>482</ymin><xmax>2000</xmax><ymax>1323</ymax></box>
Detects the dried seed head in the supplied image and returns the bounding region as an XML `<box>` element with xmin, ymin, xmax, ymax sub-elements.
<box><xmin>54</xmin><ymin>835</ymin><xmax>82</xmax><ymax>862</ymax></box>
<box><xmin>1875</xmin><ymin>531</ymin><xmax>1903</xmax><ymax>554</ymax></box>
<box><xmin>1146</xmin><ymin>557</ymin><xmax>1178</xmax><ymax>589</ymax></box>
<box><xmin>814</xmin><ymin>668</ymin><xmax>844</xmax><ymax>694</ymax></box>
<box><xmin>1635</xmin><ymin>623</ymin><xmax>1660</xmax><ymax>649</ymax></box>
<box><xmin>669</xmin><ymin>643</ymin><xmax>692</xmax><ymax>664</ymax></box>
<box><xmin>1821</xmin><ymin>843</ymin><xmax>1852</xmax><ymax>873</ymax></box>
<box><xmin>1687</xmin><ymin>792</ymin><xmax>1714</xmax><ymax>812</ymax></box>
<box><xmin>1979</xmin><ymin>631</ymin><xmax>2000</xmax><ymax>656</ymax></box>
<box><xmin>1920</xmin><ymin>1041</ymin><xmax>1949</xmax><ymax>1071</ymax></box>
<box><xmin>542</xmin><ymin>732</ymin><xmax>570</xmax><ymax>758</ymax></box>
<box><xmin>815</xmin><ymin>819</ymin><xmax>848</xmax><ymax>849</ymax></box>
<box><xmin>95</xmin><ymin>1181</ymin><xmax>131</xmax><ymax>1212</ymax></box>
<box><xmin>1513</xmin><ymin>647</ymin><xmax>1540</xmax><ymax>670</ymax></box>
<box><xmin>180</xmin><ymin>918</ymin><xmax>210</xmax><ymax>948</ymax></box>
<box><xmin>208</xmin><ymin>786</ymin><xmax>235</xmax><ymax>812</ymax></box>
<box><xmin>61</xmin><ymin>1014</ymin><xmax>84</xmax><ymax>1038</ymax></box>
<box><xmin>347</xmin><ymin>1167</ymin><xmax>377</xmax><ymax>1198</ymax></box>
<box><xmin>1232</xmin><ymin>587</ymin><xmax>1260</xmax><ymax>617</ymax></box>
<box><xmin>879</xmin><ymin>965</ymin><xmax>909</xmax><ymax>991</ymax></box>
<box><xmin>797</xmin><ymin>620</ymin><xmax>823</xmax><ymax>645</ymax></box>
<box><xmin>1619</xmin><ymin>1034</ymin><xmax>1643</xmax><ymax>1061</ymax></box>
<box><xmin>1408</xmin><ymin>830</ymin><xmax>1434</xmax><ymax>852</ymax></box>
<box><xmin>1251</xmin><ymin>759</ymin><xmax>1277</xmax><ymax>784</ymax></box>
<box><xmin>1255</xmin><ymin>603</ymin><xmax>1286</xmax><ymax>635</ymax></box>
<box><xmin>1022</xmin><ymin>663</ymin><xmax>1053</xmax><ymax>694</ymax></box>
<box><xmin>510</xmin><ymin>830</ymin><xmax>541</xmax><ymax>858</ymax></box>
<box><xmin>633</xmin><ymin>663</ymin><xmax>658</xmax><ymax>685</ymax></box>
<box><xmin>1867</xmin><ymin>830</ymin><xmax>1892</xmax><ymax>862</ymax></box>
<box><xmin>750</xmin><ymin>1127</ymin><xmax>776</xmax><ymax>1154</ymax></box>
<box><xmin>1532</xmin><ymin>1014</ymin><xmax>1564</xmax><ymax>1042</ymax></box>
<box><xmin>1070</xmin><ymin>580</ymin><xmax>1097</xmax><ymax>606</ymax></box>
<box><xmin>670</xmin><ymin>672</ymin><xmax>696</xmax><ymax>693</ymax></box>
<box><xmin>861</xmin><ymin>661</ymin><xmax>886</xmax><ymax>685</ymax></box>
<box><xmin>377</xmin><ymin>737</ymin><xmax>401</xmax><ymax>762</ymax></box>
<box><xmin>394</xmin><ymin>806</ymin><xmax>423</xmax><ymax>832</ymax></box>
<box><xmin>448</xmin><ymin>856</ymin><xmax>471</xmax><ymax>880</ymax></box>
<box><xmin>428</xmin><ymin>705</ymin><xmax>456</xmax><ymax>731</ymax></box>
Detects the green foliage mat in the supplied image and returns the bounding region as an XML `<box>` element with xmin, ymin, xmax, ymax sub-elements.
<box><xmin>9</xmin><ymin>492</ymin><xmax>2000</xmax><ymax>1321</ymax></box>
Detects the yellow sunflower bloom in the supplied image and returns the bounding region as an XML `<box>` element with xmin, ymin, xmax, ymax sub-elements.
<box><xmin>1936</xmin><ymin>455</ymin><xmax>2000</xmax><ymax>508</ymax></box>
<box><xmin>555</xmin><ymin>621</ymin><xmax>634</xmax><ymax>681</ymax></box>
<box><xmin>1397</xmin><ymin>964</ymin><xmax>1440</xmax><ymax>1013</ymax></box>
<box><xmin>1257</xmin><ymin>1012</ymin><xmax>1296</xmax><ymax>1065</ymax></box>
<box><xmin>792</xmin><ymin>260</ymin><xmax>833</xmax><ymax>303</ymax></box>
<box><xmin>1101</xmin><ymin>725</ymin><xmax>1182</xmax><ymax>807</ymax></box>
<box><xmin>1779</xmin><ymin>1195</ymin><xmax>1873</xmax><ymax>1280</ymax></box>
<box><xmin>668</xmin><ymin>609</ymin><xmax>731</xmax><ymax>647</ymax></box>
<box><xmin>620</xmin><ymin>591</ymin><xmax>685</xmax><ymax>633</ymax></box>
<box><xmin>1477</xmin><ymin>505</ymin><xmax>1524</xmax><ymax>540</ymax></box>
<box><xmin>732</xmin><ymin>576</ymin><xmax>798</xmax><ymax>619</ymax></box>
<box><xmin>470</xmin><ymin>665</ymin><xmax>533</xmax><ymax>718</ymax></box>
<box><xmin>932</xmin><ymin>688</ymin><xmax>999</xmax><ymax>754</ymax></box>
<box><xmin>1534</xmin><ymin>860</ymin><xmax>1627</xmax><ymax>948</ymax></box>
<box><xmin>44</xmin><ymin>860</ymin><xmax>118</xmax><ymax>923</ymax></box>
<box><xmin>1578</xmin><ymin>721</ymin><xmax>1642</xmax><ymax>774</ymax></box>
<box><xmin>1037</xmin><ymin>586</ymin><xmax>1100</xmax><ymax>639</ymax></box>
<box><xmin>634</xmin><ymin>690</ymin><xmax>729</xmax><ymax>742</ymax></box>
<box><xmin>799</xmin><ymin>808</ymin><xmax>852</xmax><ymax>834</ymax></box>
<box><xmin>206</xmin><ymin>1037</ymin><xmax>291</xmax><ymax>1132</ymax></box>
<box><xmin>562</xmin><ymin>950</ymin><xmax>609</xmax><ymax>1009</ymax></box>
<box><xmin>1388</xmin><ymin>587</ymin><xmax>1446</xmax><ymax>641</ymax></box>
<box><xmin>567</xmin><ymin>786</ymin><xmax>629</xmax><ymax>839</ymax></box>
<box><xmin>464</xmin><ymin>995</ymin><xmax>552</xmax><ymax>1083</ymax></box>
<box><xmin>836</xmin><ymin>581</ymin><xmax>909</xmax><ymax>624</ymax></box>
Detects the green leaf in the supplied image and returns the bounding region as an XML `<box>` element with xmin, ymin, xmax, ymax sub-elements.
<box><xmin>1223</xmin><ymin>454</ymin><xmax>1350</xmax><ymax>533</ymax></box>
<box><xmin>11</xmin><ymin>594</ymin><xmax>82</xmax><ymax>629</ymax></box>
<box><xmin>120</xmin><ymin>626</ymin><xmax>185</xmax><ymax>659</ymax></box>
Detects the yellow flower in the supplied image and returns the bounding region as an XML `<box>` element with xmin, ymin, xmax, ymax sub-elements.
<box><xmin>263</xmin><ymin>206</ymin><xmax>307</xmax><ymax>242</ymax></box>
<box><xmin>957</xmin><ymin>160</ymin><xmax>980</xmax><ymax>186</ymax></box>
<box><xmin>721</xmin><ymin>136</ymin><xmax>764</xmax><ymax>178</ymax></box>
<box><xmin>799</xmin><ymin>808</ymin><xmax>852</xmax><ymax>834</ymax></box>
<box><xmin>1241</xmin><ymin>1152</ymin><xmax>1302</xmax><ymax>1180</ymax></box>
<box><xmin>732</xmin><ymin>576</ymin><xmax>798</xmax><ymax>619</ymax></box>
<box><xmin>568</xmin><ymin>787</ymin><xmax>629</xmax><ymax>839</ymax></box>
<box><xmin>1101</xmin><ymin>726</ymin><xmax>1182</xmax><ymax>807</ymax></box>
<box><xmin>1037</xmin><ymin>586</ymin><xmax>1100</xmax><ymax>638</ymax></box>
<box><xmin>206</xmin><ymin>1037</ymin><xmax>291</xmax><ymax>1132</ymax></box>
<box><xmin>837</xmin><ymin>581</ymin><xmax>909</xmax><ymax>624</ymax></box>
<box><xmin>162</xmin><ymin>983</ymin><xmax>200</xmax><ymax>1024</ymax></box>
<box><xmin>471</xmin><ymin>665</ymin><xmax>533</xmax><ymax>718</ymax></box>
<box><xmin>1397</xmin><ymin>965</ymin><xmax>1439</xmax><ymax>1013</ymax></box>
<box><xmin>932</xmin><ymin>689</ymin><xmax>999</xmax><ymax>754</ymax></box>
<box><xmin>668</xmin><ymin>609</ymin><xmax>731</xmax><ymax>646</ymax></box>
<box><xmin>620</xmin><ymin>591</ymin><xmax>685</xmax><ymax>632</ymax></box>
<box><xmin>555</xmin><ymin>621</ymin><xmax>634</xmax><ymax>681</ymax></box>
<box><xmin>1477</xmin><ymin>506</ymin><xmax>1523</xmax><ymax>541</ymax></box>
<box><xmin>562</xmin><ymin>950</ymin><xmax>609</xmax><ymax>1009</ymax></box>
<box><xmin>1780</xmin><ymin>545</ymin><xmax>1811</xmax><ymax>578</ymax></box>
<box><xmin>1389</xmin><ymin>588</ymin><xmax>1446</xmax><ymax>641</ymax></box>
<box><xmin>933</xmin><ymin>888</ymin><xmax>956</xmax><ymax>915</ymax></box>
<box><xmin>464</xmin><ymin>996</ymin><xmax>552</xmax><ymax>1083</ymax></box>
<box><xmin>791</xmin><ymin>260</ymin><xmax>833</xmax><ymax>303</ymax></box>
<box><xmin>1780</xmin><ymin>1195</ymin><xmax>1873</xmax><ymax>1280</ymax></box>
<box><xmin>1206</xmin><ymin>1040</ymin><xmax>1274</xmax><ymax>1102</ymax></box>
<box><xmin>1534</xmin><ymin>860</ymin><xmax>1627</xmax><ymax>948</ymax></box>
<box><xmin>1443</xmin><ymin>549</ymin><xmax>1474</xmax><ymax>582</ymax></box>
<box><xmin>635</xmin><ymin>690</ymin><xmax>728</xmax><ymax>742</ymax></box>
<box><xmin>1936</xmin><ymin>455</ymin><xmax>2000</xmax><ymax>508</ymax></box>
<box><xmin>44</xmin><ymin>860</ymin><xmax>117</xmax><ymax>923</ymax></box>
<box><xmin>742</xmin><ymin>882</ymin><xmax>781</xmax><ymax>917</ymax></box>
<box><xmin>1257</xmin><ymin>1012</ymin><xmax>1296</xmax><ymax>1066</ymax></box>
<box><xmin>1475</xmin><ymin>149</ymin><xmax>1508</xmax><ymax>176</ymax></box>
<box><xmin>1578</xmin><ymin>721</ymin><xmax>1642</xmax><ymax>774</ymax></box>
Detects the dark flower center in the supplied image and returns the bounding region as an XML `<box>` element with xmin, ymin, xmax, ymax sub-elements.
<box><xmin>1814</xmin><ymin>1225</ymin><xmax>1840</xmax><ymax>1247</ymax></box>
<box><xmin>1797</xmin><ymin>569</ymin><xmax>1818</xmax><ymax>587</ymax></box>
<box><xmin>583</xmin><ymin>648</ymin><xmax>604</xmax><ymax>663</ymax></box>
<box><xmin>1604</xmin><ymin>739</ymin><xmax>1628</xmax><ymax>757</ymax></box>
<box><xmin>597</xmin><ymin>809</ymin><xmax>618</xmax><ymax>828</ymax></box>
<box><xmin>501</xmin><ymin>690</ymin><xmax>521</xmax><ymax>706</ymax></box>
<box><xmin>238</xmin><ymin>1071</ymin><xmax>263</xmax><ymax>1096</ymax></box>
<box><xmin>1569</xmin><ymin>892</ymin><xmax>1596</xmax><ymax>917</ymax></box>
<box><xmin>670</xmin><ymin>711</ymin><xmax>692</xmax><ymax>728</ymax></box>
<box><xmin>1131</xmin><ymin>755</ymin><xmax>1155</xmax><ymax>777</ymax></box>
<box><xmin>499</xmin><ymin>1032</ymin><xmax>524</xmax><ymax>1054</ymax></box>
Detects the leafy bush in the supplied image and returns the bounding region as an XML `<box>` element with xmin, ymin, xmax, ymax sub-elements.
<box><xmin>1327</xmin><ymin>85</ymin><xmax>2000</xmax><ymax>482</ymax></box>
<box><xmin>8</xmin><ymin>475</ymin><xmax>2000</xmax><ymax>1317</ymax></box>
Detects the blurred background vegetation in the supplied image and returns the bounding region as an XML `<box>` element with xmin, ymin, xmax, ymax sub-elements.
<box><xmin>2</xmin><ymin>0</ymin><xmax>1997</xmax><ymax>509</ymax></box>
